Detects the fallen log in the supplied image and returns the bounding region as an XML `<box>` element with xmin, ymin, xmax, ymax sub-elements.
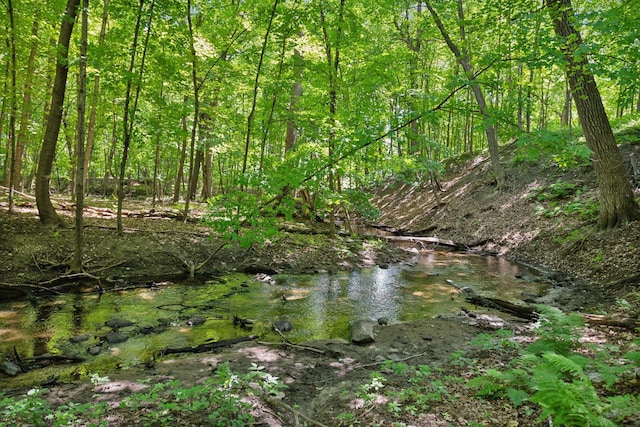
<box><xmin>446</xmin><ymin>279</ymin><xmax>538</xmax><ymax>320</ymax></box>
<box><xmin>383</xmin><ymin>235</ymin><xmax>462</xmax><ymax>249</ymax></box>
<box><xmin>160</xmin><ymin>335</ymin><xmax>258</xmax><ymax>356</ymax></box>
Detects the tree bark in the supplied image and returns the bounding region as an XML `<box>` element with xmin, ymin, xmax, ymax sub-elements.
<box><xmin>241</xmin><ymin>0</ymin><xmax>280</xmax><ymax>181</ymax></box>
<box><xmin>13</xmin><ymin>18</ymin><xmax>39</xmax><ymax>193</ymax></box>
<box><xmin>70</xmin><ymin>0</ymin><xmax>89</xmax><ymax>273</ymax></box>
<box><xmin>285</xmin><ymin>47</ymin><xmax>304</xmax><ymax>153</ymax></box>
<box><xmin>425</xmin><ymin>0</ymin><xmax>506</xmax><ymax>189</ymax></box>
<box><xmin>183</xmin><ymin>0</ymin><xmax>200</xmax><ymax>220</ymax></box>
<box><xmin>83</xmin><ymin>0</ymin><xmax>110</xmax><ymax>195</ymax></box>
<box><xmin>116</xmin><ymin>0</ymin><xmax>154</xmax><ymax>233</ymax></box>
<box><xmin>35</xmin><ymin>0</ymin><xmax>81</xmax><ymax>225</ymax></box>
<box><xmin>546</xmin><ymin>0</ymin><xmax>639</xmax><ymax>229</ymax></box>
<box><xmin>173</xmin><ymin>95</ymin><xmax>189</xmax><ymax>203</ymax></box>
<box><xmin>6</xmin><ymin>0</ymin><xmax>18</xmax><ymax>213</ymax></box>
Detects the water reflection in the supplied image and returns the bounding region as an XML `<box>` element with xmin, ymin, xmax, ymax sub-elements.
<box><xmin>0</xmin><ymin>251</ymin><xmax>547</xmax><ymax>385</ymax></box>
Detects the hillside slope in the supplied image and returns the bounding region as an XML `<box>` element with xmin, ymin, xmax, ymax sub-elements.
<box><xmin>371</xmin><ymin>142</ymin><xmax>640</xmax><ymax>312</ymax></box>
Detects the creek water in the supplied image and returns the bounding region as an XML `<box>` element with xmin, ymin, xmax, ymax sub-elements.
<box><xmin>0</xmin><ymin>249</ymin><xmax>547</xmax><ymax>387</ymax></box>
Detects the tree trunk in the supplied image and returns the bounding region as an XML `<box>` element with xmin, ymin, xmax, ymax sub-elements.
<box><xmin>70</xmin><ymin>0</ymin><xmax>89</xmax><ymax>274</ymax></box>
<box><xmin>425</xmin><ymin>0</ymin><xmax>506</xmax><ymax>189</ymax></box>
<box><xmin>13</xmin><ymin>18</ymin><xmax>39</xmax><ymax>193</ymax></box>
<box><xmin>116</xmin><ymin>0</ymin><xmax>154</xmax><ymax>233</ymax></box>
<box><xmin>35</xmin><ymin>0</ymin><xmax>80</xmax><ymax>225</ymax></box>
<box><xmin>285</xmin><ymin>47</ymin><xmax>303</xmax><ymax>152</ymax></box>
<box><xmin>319</xmin><ymin>0</ymin><xmax>345</xmax><ymax>237</ymax></box>
<box><xmin>173</xmin><ymin>95</ymin><xmax>189</xmax><ymax>203</ymax></box>
<box><xmin>241</xmin><ymin>0</ymin><xmax>280</xmax><ymax>181</ymax></box>
<box><xmin>6</xmin><ymin>0</ymin><xmax>18</xmax><ymax>214</ymax></box>
<box><xmin>83</xmin><ymin>0</ymin><xmax>110</xmax><ymax>195</ymax></box>
<box><xmin>183</xmin><ymin>0</ymin><xmax>200</xmax><ymax>220</ymax></box>
<box><xmin>547</xmin><ymin>0</ymin><xmax>639</xmax><ymax>229</ymax></box>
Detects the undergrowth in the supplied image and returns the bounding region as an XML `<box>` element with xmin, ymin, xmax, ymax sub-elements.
<box><xmin>0</xmin><ymin>362</ymin><xmax>283</xmax><ymax>427</ymax></box>
<box><xmin>468</xmin><ymin>306</ymin><xmax>640</xmax><ymax>426</ymax></box>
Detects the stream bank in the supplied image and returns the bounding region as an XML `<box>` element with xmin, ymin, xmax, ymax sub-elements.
<box><xmin>1</xmin><ymin>140</ymin><xmax>639</xmax><ymax>425</ymax></box>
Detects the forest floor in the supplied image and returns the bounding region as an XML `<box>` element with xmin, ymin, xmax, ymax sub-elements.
<box><xmin>1</xmin><ymin>138</ymin><xmax>640</xmax><ymax>426</ymax></box>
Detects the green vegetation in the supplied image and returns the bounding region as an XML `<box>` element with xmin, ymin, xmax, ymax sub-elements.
<box><xmin>467</xmin><ymin>306</ymin><xmax>640</xmax><ymax>426</ymax></box>
<box><xmin>0</xmin><ymin>362</ymin><xmax>283</xmax><ymax>427</ymax></box>
<box><xmin>2</xmin><ymin>307</ymin><xmax>639</xmax><ymax>426</ymax></box>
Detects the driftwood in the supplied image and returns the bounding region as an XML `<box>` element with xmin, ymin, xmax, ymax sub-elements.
<box><xmin>160</xmin><ymin>335</ymin><xmax>258</xmax><ymax>356</ymax></box>
<box><xmin>446</xmin><ymin>279</ymin><xmax>538</xmax><ymax>320</ymax></box>
<box><xmin>383</xmin><ymin>235</ymin><xmax>462</xmax><ymax>250</ymax></box>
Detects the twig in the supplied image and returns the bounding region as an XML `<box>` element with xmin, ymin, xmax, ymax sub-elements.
<box><xmin>355</xmin><ymin>351</ymin><xmax>428</xmax><ymax>369</ymax></box>
<box><xmin>263</xmin><ymin>396</ymin><xmax>329</xmax><ymax>427</ymax></box>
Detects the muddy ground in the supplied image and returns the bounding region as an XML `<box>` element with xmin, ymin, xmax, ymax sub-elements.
<box><xmin>1</xmin><ymin>141</ymin><xmax>639</xmax><ymax>426</ymax></box>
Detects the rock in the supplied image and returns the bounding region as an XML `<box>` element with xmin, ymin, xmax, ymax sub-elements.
<box><xmin>69</xmin><ymin>334</ymin><xmax>90</xmax><ymax>343</ymax></box>
<box><xmin>351</xmin><ymin>319</ymin><xmax>376</xmax><ymax>344</ymax></box>
<box><xmin>253</xmin><ymin>273</ymin><xmax>276</xmax><ymax>285</ymax></box>
<box><xmin>105</xmin><ymin>318</ymin><xmax>134</xmax><ymax>329</ymax></box>
<box><xmin>272</xmin><ymin>319</ymin><xmax>293</xmax><ymax>333</ymax></box>
<box><xmin>377</xmin><ymin>317</ymin><xmax>389</xmax><ymax>326</ymax></box>
<box><xmin>106</xmin><ymin>332</ymin><xmax>129</xmax><ymax>344</ymax></box>
<box><xmin>1</xmin><ymin>361</ymin><xmax>21</xmax><ymax>376</ymax></box>
<box><xmin>186</xmin><ymin>316</ymin><xmax>206</xmax><ymax>326</ymax></box>
<box><xmin>378</xmin><ymin>263</ymin><xmax>389</xmax><ymax>269</ymax></box>
<box><xmin>87</xmin><ymin>345</ymin><xmax>102</xmax><ymax>356</ymax></box>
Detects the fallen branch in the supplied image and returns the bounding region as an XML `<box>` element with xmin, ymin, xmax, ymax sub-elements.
<box><xmin>160</xmin><ymin>335</ymin><xmax>258</xmax><ymax>356</ymax></box>
<box><xmin>446</xmin><ymin>279</ymin><xmax>537</xmax><ymax>320</ymax></box>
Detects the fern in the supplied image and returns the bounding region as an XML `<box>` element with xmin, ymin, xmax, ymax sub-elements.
<box><xmin>529</xmin><ymin>352</ymin><xmax>615</xmax><ymax>427</ymax></box>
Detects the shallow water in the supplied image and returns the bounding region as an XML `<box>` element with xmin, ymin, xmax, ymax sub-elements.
<box><xmin>0</xmin><ymin>250</ymin><xmax>547</xmax><ymax>387</ymax></box>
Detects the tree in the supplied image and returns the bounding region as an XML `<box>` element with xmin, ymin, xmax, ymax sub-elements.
<box><xmin>546</xmin><ymin>0</ymin><xmax>639</xmax><ymax>229</ymax></box>
<box><xmin>35</xmin><ymin>0</ymin><xmax>81</xmax><ymax>225</ymax></box>
<box><xmin>116</xmin><ymin>0</ymin><xmax>154</xmax><ymax>234</ymax></box>
<box><xmin>70</xmin><ymin>0</ymin><xmax>89</xmax><ymax>273</ymax></box>
<box><xmin>425</xmin><ymin>0</ymin><xmax>506</xmax><ymax>189</ymax></box>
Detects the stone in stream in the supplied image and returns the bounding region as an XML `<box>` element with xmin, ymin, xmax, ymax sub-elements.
<box><xmin>272</xmin><ymin>319</ymin><xmax>293</xmax><ymax>333</ymax></box>
<box><xmin>105</xmin><ymin>318</ymin><xmax>135</xmax><ymax>329</ymax></box>
<box><xmin>377</xmin><ymin>317</ymin><xmax>389</xmax><ymax>326</ymax></box>
<box><xmin>87</xmin><ymin>345</ymin><xmax>103</xmax><ymax>356</ymax></box>
<box><xmin>186</xmin><ymin>316</ymin><xmax>206</xmax><ymax>326</ymax></box>
<box><xmin>1</xmin><ymin>361</ymin><xmax>21</xmax><ymax>376</ymax></box>
<box><xmin>106</xmin><ymin>332</ymin><xmax>129</xmax><ymax>344</ymax></box>
<box><xmin>69</xmin><ymin>334</ymin><xmax>91</xmax><ymax>344</ymax></box>
<box><xmin>351</xmin><ymin>319</ymin><xmax>376</xmax><ymax>344</ymax></box>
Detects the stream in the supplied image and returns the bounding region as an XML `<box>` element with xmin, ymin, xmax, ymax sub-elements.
<box><xmin>0</xmin><ymin>249</ymin><xmax>548</xmax><ymax>388</ymax></box>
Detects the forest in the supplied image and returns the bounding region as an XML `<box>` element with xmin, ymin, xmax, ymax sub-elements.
<box><xmin>1</xmin><ymin>0</ymin><xmax>640</xmax><ymax>425</ymax></box>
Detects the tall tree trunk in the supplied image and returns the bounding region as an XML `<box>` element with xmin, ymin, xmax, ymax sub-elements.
<box><xmin>13</xmin><ymin>18</ymin><xmax>39</xmax><ymax>193</ymax></box>
<box><xmin>320</xmin><ymin>0</ymin><xmax>345</xmax><ymax>236</ymax></box>
<box><xmin>70</xmin><ymin>0</ymin><xmax>89</xmax><ymax>273</ymax></box>
<box><xmin>83</xmin><ymin>0</ymin><xmax>110</xmax><ymax>195</ymax></box>
<box><xmin>546</xmin><ymin>0</ymin><xmax>639</xmax><ymax>229</ymax></box>
<box><xmin>6</xmin><ymin>0</ymin><xmax>18</xmax><ymax>213</ymax></box>
<box><xmin>173</xmin><ymin>95</ymin><xmax>189</xmax><ymax>203</ymax></box>
<box><xmin>35</xmin><ymin>0</ymin><xmax>80</xmax><ymax>225</ymax></box>
<box><xmin>116</xmin><ymin>0</ymin><xmax>154</xmax><ymax>233</ymax></box>
<box><xmin>425</xmin><ymin>0</ymin><xmax>505</xmax><ymax>189</ymax></box>
<box><xmin>285</xmin><ymin>47</ymin><xmax>303</xmax><ymax>153</ymax></box>
<box><xmin>183</xmin><ymin>0</ymin><xmax>200</xmax><ymax>221</ymax></box>
<box><xmin>241</xmin><ymin>0</ymin><xmax>280</xmax><ymax>181</ymax></box>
